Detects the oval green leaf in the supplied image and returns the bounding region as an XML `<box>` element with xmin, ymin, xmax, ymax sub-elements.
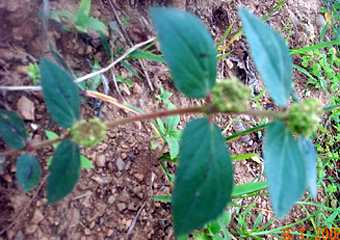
<box><xmin>298</xmin><ymin>138</ymin><xmax>317</xmax><ymax>198</ymax></box>
<box><xmin>47</xmin><ymin>140</ymin><xmax>80</xmax><ymax>203</ymax></box>
<box><xmin>239</xmin><ymin>8</ymin><xmax>293</xmax><ymax>107</ymax></box>
<box><xmin>16</xmin><ymin>154</ymin><xmax>41</xmax><ymax>192</ymax></box>
<box><xmin>40</xmin><ymin>58</ymin><xmax>80</xmax><ymax>129</ymax></box>
<box><xmin>263</xmin><ymin>121</ymin><xmax>306</xmax><ymax>218</ymax></box>
<box><xmin>172</xmin><ymin>118</ymin><xmax>233</xmax><ymax>236</ymax></box>
<box><xmin>0</xmin><ymin>109</ymin><xmax>27</xmax><ymax>149</ymax></box>
<box><xmin>150</xmin><ymin>8</ymin><xmax>217</xmax><ymax>98</ymax></box>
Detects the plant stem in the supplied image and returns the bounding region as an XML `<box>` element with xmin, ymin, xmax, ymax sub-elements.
<box><xmin>0</xmin><ymin>132</ymin><xmax>69</xmax><ymax>158</ymax></box>
<box><xmin>236</xmin><ymin>109</ymin><xmax>287</xmax><ymax>119</ymax></box>
<box><xmin>106</xmin><ymin>106</ymin><xmax>286</xmax><ymax>129</ymax></box>
<box><xmin>106</xmin><ymin>106</ymin><xmax>206</xmax><ymax>128</ymax></box>
<box><xmin>1</xmin><ymin>106</ymin><xmax>286</xmax><ymax>158</ymax></box>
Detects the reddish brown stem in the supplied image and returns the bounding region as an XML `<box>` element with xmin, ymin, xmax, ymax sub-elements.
<box><xmin>0</xmin><ymin>104</ymin><xmax>287</xmax><ymax>158</ymax></box>
<box><xmin>0</xmin><ymin>132</ymin><xmax>69</xmax><ymax>158</ymax></box>
<box><xmin>106</xmin><ymin>106</ymin><xmax>207</xmax><ymax>128</ymax></box>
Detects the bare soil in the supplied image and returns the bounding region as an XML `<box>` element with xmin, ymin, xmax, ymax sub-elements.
<box><xmin>0</xmin><ymin>0</ymin><xmax>328</xmax><ymax>239</ymax></box>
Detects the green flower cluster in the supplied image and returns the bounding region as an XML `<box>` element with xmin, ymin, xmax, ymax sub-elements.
<box><xmin>287</xmin><ymin>99</ymin><xmax>322</xmax><ymax>137</ymax></box>
<box><xmin>71</xmin><ymin>118</ymin><xmax>107</xmax><ymax>147</ymax></box>
<box><xmin>211</xmin><ymin>77</ymin><xmax>250</xmax><ymax>112</ymax></box>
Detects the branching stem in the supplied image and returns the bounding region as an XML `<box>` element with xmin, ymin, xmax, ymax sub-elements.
<box><xmin>1</xmin><ymin>105</ymin><xmax>287</xmax><ymax>158</ymax></box>
<box><xmin>0</xmin><ymin>132</ymin><xmax>69</xmax><ymax>158</ymax></box>
<box><xmin>106</xmin><ymin>106</ymin><xmax>206</xmax><ymax>128</ymax></box>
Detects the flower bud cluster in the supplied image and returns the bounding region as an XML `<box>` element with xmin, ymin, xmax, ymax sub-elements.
<box><xmin>287</xmin><ymin>99</ymin><xmax>322</xmax><ymax>137</ymax></box>
<box><xmin>71</xmin><ymin>118</ymin><xmax>107</xmax><ymax>147</ymax></box>
<box><xmin>211</xmin><ymin>77</ymin><xmax>250</xmax><ymax>112</ymax></box>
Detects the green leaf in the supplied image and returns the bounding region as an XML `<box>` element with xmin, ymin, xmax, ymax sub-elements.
<box><xmin>129</xmin><ymin>50</ymin><xmax>165</xmax><ymax>63</ymax></box>
<box><xmin>16</xmin><ymin>154</ymin><xmax>41</xmax><ymax>192</ymax></box>
<box><xmin>73</xmin><ymin>0</ymin><xmax>108</xmax><ymax>35</ymax></box>
<box><xmin>49</xmin><ymin>10</ymin><xmax>74</xmax><ymax>23</ymax></box>
<box><xmin>165</xmin><ymin>135</ymin><xmax>180</xmax><ymax>160</ymax></box>
<box><xmin>47</xmin><ymin>140</ymin><xmax>80</xmax><ymax>203</ymax></box>
<box><xmin>45</xmin><ymin>130</ymin><xmax>59</xmax><ymax>148</ymax></box>
<box><xmin>231</xmin><ymin>181</ymin><xmax>267</xmax><ymax>198</ymax></box>
<box><xmin>76</xmin><ymin>0</ymin><xmax>91</xmax><ymax>18</ymax></box>
<box><xmin>150</xmin><ymin>8</ymin><xmax>217</xmax><ymax>98</ymax></box>
<box><xmin>48</xmin><ymin>154</ymin><xmax>91</xmax><ymax>170</ymax></box>
<box><xmin>152</xmin><ymin>194</ymin><xmax>171</xmax><ymax>203</ymax></box>
<box><xmin>80</xmin><ymin>155</ymin><xmax>94</xmax><ymax>169</ymax></box>
<box><xmin>298</xmin><ymin>138</ymin><xmax>317</xmax><ymax>198</ymax></box>
<box><xmin>0</xmin><ymin>109</ymin><xmax>27</xmax><ymax>149</ymax></box>
<box><xmin>239</xmin><ymin>8</ymin><xmax>293</xmax><ymax>107</ymax></box>
<box><xmin>40</xmin><ymin>58</ymin><xmax>80</xmax><ymax>128</ymax></box>
<box><xmin>79</xmin><ymin>60</ymin><xmax>102</xmax><ymax>91</ymax></box>
<box><xmin>79</xmin><ymin>17</ymin><xmax>108</xmax><ymax>35</ymax></box>
<box><xmin>263</xmin><ymin>121</ymin><xmax>306</xmax><ymax>217</ymax></box>
<box><xmin>231</xmin><ymin>153</ymin><xmax>259</xmax><ymax>161</ymax></box>
<box><xmin>172</xmin><ymin>118</ymin><xmax>233</xmax><ymax>236</ymax></box>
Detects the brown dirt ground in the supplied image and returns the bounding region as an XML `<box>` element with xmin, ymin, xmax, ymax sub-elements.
<box><xmin>0</xmin><ymin>0</ymin><xmax>331</xmax><ymax>239</ymax></box>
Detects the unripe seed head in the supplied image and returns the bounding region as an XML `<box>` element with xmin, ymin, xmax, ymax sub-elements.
<box><xmin>71</xmin><ymin>118</ymin><xmax>107</xmax><ymax>147</ymax></box>
<box><xmin>287</xmin><ymin>99</ymin><xmax>322</xmax><ymax>137</ymax></box>
<box><xmin>211</xmin><ymin>77</ymin><xmax>250</xmax><ymax>112</ymax></box>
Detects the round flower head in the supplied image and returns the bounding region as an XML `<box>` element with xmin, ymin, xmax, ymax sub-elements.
<box><xmin>71</xmin><ymin>118</ymin><xmax>107</xmax><ymax>147</ymax></box>
<box><xmin>287</xmin><ymin>99</ymin><xmax>322</xmax><ymax>137</ymax></box>
<box><xmin>211</xmin><ymin>77</ymin><xmax>250</xmax><ymax>112</ymax></box>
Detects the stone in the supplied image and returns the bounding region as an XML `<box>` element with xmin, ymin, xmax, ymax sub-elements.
<box><xmin>15</xmin><ymin>231</ymin><xmax>24</xmax><ymax>240</ymax></box>
<box><xmin>134</xmin><ymin>173</ymin><xmax>144</xmax><ymax>182</ymax></box>
<box><xmin>91</xmin><ymin>175</ymin><xmax>111</xmax><ymax>184</ymax></box>
<box><xmin>117</xmin><ymin>203</ymin><xmax>127</xmax><ymax>212</ymax></box>
<box><xmin>115</xmin><ymin>158</ymin><xmax>125</xmax><ymax>171</ymax></box>
<box><xmin>25</xmin><ymin>224</ymin><xmax>38</xmax><ymax>234</ymax></box>
<box><xmin>106</xmin><ymin>229</ymin><xmax>114</xmax><ymax>237</ymax></box>
<box><xmin>108</xmin><ymin>196</ymin><xmax>116</xmax><ymax>205</ymax></box>
<box><xmin>84</xmin><ymin>228</ymin><xmax>91</xmax><ymax>235</ymax></box>
<box><xmin>95</xmin><ymin>155</ymin><xmax>106</xmax><ymax>167</ymax></box>
<box><xmin>17</xmin><ymin>96</ymin><xmax>35</xmax><ymax>120</ymax></box>
<box><xmin>31</xmin><ymin>209</ymin><xmax>44</xmax><ymax>224</ymax></box>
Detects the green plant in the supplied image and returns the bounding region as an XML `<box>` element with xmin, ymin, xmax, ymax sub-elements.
<box><xmin>45</xmin><ymin>130</ymin><xmax>94</xmax><ymax>170</ymax></box>
<box><xmin>50</xmin><ymin>0</ymin><xmax>108</xmax><ymax>35</ymax></box>
<box><xmin>155</xmin><ymin>87</ymin><xmax>181</xmax><ymax>160</ymax></box>
<box><xmin>296</xmin><ymin>47</ymin><xmax>340</xmax><ymax>90</ymax></box>
<box><xmin>0</xmin><ymin>7</ymin><xmax>338</xmax><ymax>238</ymax></box>
<box><xmin>26</xmin><ymin>63</ymin><xmax>41</xmax><ymax>85</ymax></box>
<box><xmin>320</xmin><ymin>0</ymin><xmax>340</xmax><ymax>40</ymax></box>
<box><xmin>79</xmin><ymin>60</ymin><xmax>103</xmax><ymax>91</ymax></box>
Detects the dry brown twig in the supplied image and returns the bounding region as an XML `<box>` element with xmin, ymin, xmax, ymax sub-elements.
<box><xmin>108</xmin><ymin>0</ymin><xmax>154</xmax><ymax>91</ymax></box>
<box><xmin>0</xmin><ymin>37</ymin><xmax>156</xmax><ymax>91</ymax></box>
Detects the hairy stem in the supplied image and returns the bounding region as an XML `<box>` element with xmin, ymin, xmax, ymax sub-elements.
<box><xmin>106</xmin><ymin>106</ymin><xmax>206</xmax><ymax>128</ymax></box>
<box><xmin>1</xmin><ymin>105</ymin><xmax>287</xmax><ymax>158</ymax></box>
<box><xmin>0</xmin><ymin>132</ymin><xmax>69</xmax><ymax>158</ymax></box>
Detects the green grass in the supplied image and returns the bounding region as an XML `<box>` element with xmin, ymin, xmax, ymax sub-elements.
<box><xmin>295</xmin><ymin>47</ymin><xmax>339</xmax><ymax>91</ymax></box>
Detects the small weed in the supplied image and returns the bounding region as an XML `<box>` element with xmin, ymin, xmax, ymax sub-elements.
<box><xmin>79</xmin><ymin>60</ymin><xmax>103</xmax><ymax>91</ymax></box>
<box><xmin>26</xmin><ymin>63</ymin><xmax>41</xmax><ymax>85</ymax></box>
<box><xmin>155</xmin><ymin>87</ymin><xmax>181</xmax><ymax>160</ymax></box>
<box><xmin>320</xmin><ymin>0</ymin><xmax>340</xmax><ymax>40</ymax></box>
<box><xmin>297</xmin><ymin>47</ymin><xmax>339</xmax><ymax>91</ymax></box>
<box><xmin>50</xmin><ymin>0</ymin><xmax>108</xmax><ymax>35</ymax></box>
<box><xmin>45</xmin><ymin>130</ymin><xmax>94</xmax><ymax>170</ymax></box>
